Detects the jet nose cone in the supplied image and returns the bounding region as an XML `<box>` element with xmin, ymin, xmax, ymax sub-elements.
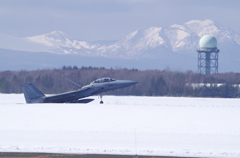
<box><xmin>130</xmin><ymin>81</ymin><xmax>138</xmax><ymax>85</ymax></box>
<box><xmin>124</xmin><ymin>80</ymin><xmax>138</xmax><ymax>86</ymax></box>
<box><xmin>115</xmin><ymin>80</ymin><xmax>138</xmax><ymax>88</ymax></box>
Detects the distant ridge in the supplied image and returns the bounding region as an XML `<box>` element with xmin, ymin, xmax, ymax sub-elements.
<box><xmin>1</xmin><ymin>19</ymin><xmax>240</xmax><ymax>72</ymax></box>
<box><xmin>24</xmin><ymin>19</ymin><xmax>240</xmax><ymax>58</ymax></box>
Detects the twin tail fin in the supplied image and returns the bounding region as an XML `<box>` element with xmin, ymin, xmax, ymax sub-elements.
<box><xmin>21</xmin><ymin>83</ymin><xmax>45</xmax><ymax>103</ymax></box>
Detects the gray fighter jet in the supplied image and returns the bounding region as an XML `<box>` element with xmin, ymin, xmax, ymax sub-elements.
<box><xmin>22</xmin><ymin>77</ymin><xmax>137</xmax><ymax>104</ymax></box>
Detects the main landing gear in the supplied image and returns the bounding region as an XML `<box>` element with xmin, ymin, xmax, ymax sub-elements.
<box><xmin>100</xmin><ymin>94</ymin><xmax>103</xmax><ymax>104</ymax></box>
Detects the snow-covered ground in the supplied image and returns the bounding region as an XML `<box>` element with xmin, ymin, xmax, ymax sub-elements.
<box><xmin>0</xmin><ymin>94</ymin><xmax>240</xmax><ymax>157</ymax></box>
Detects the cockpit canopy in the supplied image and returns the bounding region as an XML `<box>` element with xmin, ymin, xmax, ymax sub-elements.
<box><xmin>91</xmin><ymin>77</ymin><xmax>116</xmax><ymax>84</ymax></box>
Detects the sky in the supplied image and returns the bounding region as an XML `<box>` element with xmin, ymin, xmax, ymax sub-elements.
<box><xmin>1</xmin><ymin>0</ymin><xmax>240</xmax><ymax>41</ymax></box>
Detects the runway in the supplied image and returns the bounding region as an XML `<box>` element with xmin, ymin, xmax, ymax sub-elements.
<box><xmin>0</xmin><ymin>152</ymin><xmax>180</xmax><ymax>158</ymax></box>
<box><xmin>0</xmin><ymin>94</ymin><xmax>240</xmax><ymax>157</ymax></box>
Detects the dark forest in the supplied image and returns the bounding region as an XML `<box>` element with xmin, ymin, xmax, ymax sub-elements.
<box><xmin>0</xmin><ymin>66</ymin><xmax>239</xmax><ymax>98</ymax></box>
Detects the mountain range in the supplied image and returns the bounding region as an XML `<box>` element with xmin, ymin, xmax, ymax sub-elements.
<box><xmin>0</xmin><ymin>19</ymin><xmax>240</xmax><ymax>72</ymax></box>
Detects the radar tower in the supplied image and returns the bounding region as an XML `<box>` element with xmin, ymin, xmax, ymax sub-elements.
<box><xmin>197</xmin><ymin>35</ymin><xmax>220</xmax><ymax>74</ymax></box>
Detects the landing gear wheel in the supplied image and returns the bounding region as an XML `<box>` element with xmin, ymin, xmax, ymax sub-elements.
<box><xmin>100</xmin><ymin>101</ymin><xmax>104</xmax><ymax>104</ymax></box>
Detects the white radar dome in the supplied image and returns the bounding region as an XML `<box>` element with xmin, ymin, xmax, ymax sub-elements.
<box><xmin>199</xmin><ymin>35</ymin><xmax>217</xmax><ymax>49</ymax></box>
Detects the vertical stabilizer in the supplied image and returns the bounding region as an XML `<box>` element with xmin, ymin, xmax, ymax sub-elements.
<box><xmin>21</xmin><ymin>83</ymin><xmax>45</xmax><ymax>103</ymax></box>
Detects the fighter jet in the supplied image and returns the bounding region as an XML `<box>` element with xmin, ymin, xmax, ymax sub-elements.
<box><xmin>22</xmin><ymin>77</ymin><xmax>137</xmax><ymax>104</ymax></box>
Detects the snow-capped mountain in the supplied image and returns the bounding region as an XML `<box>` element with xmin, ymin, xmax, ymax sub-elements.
<box><xmin>23</xmin><ymin>19</ymin><xmax>240</xmax><ymax>60</ymax></box>
<box><xmin>26</xmin><ymin>31</ymin><xmax>102</xmax><ymax>55</ymax></box>
<box><xmin>1</xmin><ymin>19</ymin><xmax>240</xmax><ymax>72</ymax></box>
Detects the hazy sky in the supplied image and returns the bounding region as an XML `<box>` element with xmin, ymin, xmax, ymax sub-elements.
<box><xmin>1</xmin><ymin>0</ymin><xmax>240</xmax><ymax>41</ymax></box>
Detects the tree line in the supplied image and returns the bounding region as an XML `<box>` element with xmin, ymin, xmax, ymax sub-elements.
<box><xmin>0</xmin><ymin>66</ymin><xmax>239</xmax><ymax>98</ymax></box>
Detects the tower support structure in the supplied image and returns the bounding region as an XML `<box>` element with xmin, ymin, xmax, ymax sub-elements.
<box><xmin>197</xmin><ymin>48</ymin><xmax>219</xmax><ymax>74</ymax></box>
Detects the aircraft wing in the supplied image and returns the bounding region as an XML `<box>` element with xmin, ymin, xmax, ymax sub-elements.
<box><xmin>43</xmin><ymin>88</ymin><xmax>88</xmax><ymax>103</ymax></box>
<box><xmin>43</xmin><ymin>92</ymin><xmax>75</xmax><ymax>103</ymax></box>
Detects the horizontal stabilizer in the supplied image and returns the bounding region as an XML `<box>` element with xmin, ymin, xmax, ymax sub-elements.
<box><xmin>77</xmin><ymin>99</ymin><xmax>94</xmax><ymax>103</ymax></box>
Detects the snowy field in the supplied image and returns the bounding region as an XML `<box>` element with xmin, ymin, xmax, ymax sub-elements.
<box><xmin>0</xmin><ymin>94</ymin><xmax>240</xmax><ymax>157</ymax></box>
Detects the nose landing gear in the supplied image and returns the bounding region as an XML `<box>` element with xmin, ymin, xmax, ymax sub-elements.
<box><xmin>100</xmin><ymin>94</ymin><xmax>103</xmax><ymax>104</ymax></box>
